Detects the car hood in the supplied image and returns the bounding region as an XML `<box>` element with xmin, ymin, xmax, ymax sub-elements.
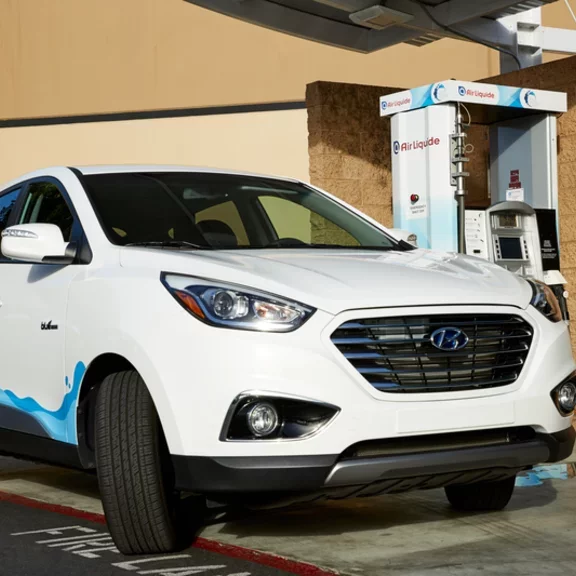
<box><xmin>120</xmin><ymin>247</ymin><xmax>533</xmax><ymax>315</ymax></box>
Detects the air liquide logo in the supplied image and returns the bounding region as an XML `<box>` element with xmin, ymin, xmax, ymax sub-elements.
<box><xmin>431</xmin><ymin>83</ymin><xmax>447</xmax><ymax>103</ymax></box>
<box><xmin>522</xmin><ymin>89</ymin><xmax>537</xmax><ymax>108</ymax></box>
<box><xmin>459</xmin><ymin>86</ymin><xmax>497</xmax><ymax>101</ymax></box>
<box><xmin>381</xmin><ymin>94</ymin><xmax>412</xmax><ymax>112</ymax></box>
<box><xmin>394</xmin><ymin>136</ymin><xmax>440</xmax><ymax>154</ymax></box>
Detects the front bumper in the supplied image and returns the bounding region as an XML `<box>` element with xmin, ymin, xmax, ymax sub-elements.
<box><xmin>172</xmin><ymin>427</ymin><xmax>575</xmax><ymax>497</ymax></box>
<box><xmin>144</xmin><ymin>303</ymin><xmax>575</xmax><ymax>458</ymax></box>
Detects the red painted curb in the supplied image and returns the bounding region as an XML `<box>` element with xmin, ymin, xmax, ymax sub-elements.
<box><xmin>0</xmin><ymin>490</ymin><xmax>337</xmax><ymax>576</ymax></box>
<box><xmin>193</xmin><ymin>538</ymin><xmax>336</xmax><ymax>576</ymax></box>
<box><xmin>0</xmin><ymin>490</ymin><xmax>106</xmax><ymax>524</ymax></box>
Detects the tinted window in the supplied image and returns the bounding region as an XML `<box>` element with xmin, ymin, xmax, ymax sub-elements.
<box><xmin>81</xmin><ymin>174</ymin><xmax>205</xmax><ymax>245</ymax></box>
<box><xmin>195</xmin><ymin>201</ymin><xmax>248</xmax><ymax>247</ymax></box>
<box><xmin>19</xmin><ymin>182</ymin><xmax>74</xmax><ymax>241</ymax></box>
<box><xmin>81</xmin><ymin>172</ymin><xmax>399</xmax><ymax>251</ymax></box>
<box><xmin>0</xmin><ymin>188</ymin><xmax>21</xmax><ymax>258</ymax></box>
<box><xmin>259</xmin><ymin>196</ymin><xmax>360</xmax><ymax>247</ymax></box>
<box><xmin>0</xmin><ymin>189</ymin><xmax>20</xmax><ymax>232</ymax></box>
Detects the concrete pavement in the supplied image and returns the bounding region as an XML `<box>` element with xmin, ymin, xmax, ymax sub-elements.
<box><xmin>0</xmin><ymin>457</ymin><xmax>575</xmax><ymax>575</ymax></box>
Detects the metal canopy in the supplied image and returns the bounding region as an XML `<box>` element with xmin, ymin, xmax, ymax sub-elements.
<box><xmin>184</xmin><ymin>0</ymin><xmax>558</xmax><ymax>54</ymax></box>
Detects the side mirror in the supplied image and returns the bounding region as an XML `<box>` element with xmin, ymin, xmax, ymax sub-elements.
<box><xmin>1</xmin><ymin>224</ymin><xmax>75</xmax><ymax>264</ymax></box>
<box><xmin>389</xmin><ymin>228</ymin><xmax>418</xmax><ymax>247</ymax></box>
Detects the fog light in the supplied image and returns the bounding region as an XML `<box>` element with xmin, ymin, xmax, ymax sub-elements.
<box><xmin>223</xmin><ymin>394</ymin><xmax>340</xmax><ymax>441</ymax></box>
<box><xmin>558</xmin><ymin>382</ymin><xmax>576</xmax><ymax>414</ymax></box>
<box><xmin>247</xmin><ymin>402</ymin><xmax>279</xmax><ymax>437</ymax></box>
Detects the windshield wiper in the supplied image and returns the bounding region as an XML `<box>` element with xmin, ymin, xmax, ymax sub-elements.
<box><xmin>278</xmin><ymin>244</ymin><xmax>401</xmax><ymax>251</ymax></box>
<box><xmin>126</xmin><ymin>240</ymin><xmax>213</xmax><ymax>250</ymax></box>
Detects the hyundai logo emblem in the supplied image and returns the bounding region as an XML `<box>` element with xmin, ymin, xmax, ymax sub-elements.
<box><xmin>430</xmin><ymin>327</ymin><xmax>469</xmax><ymax>351</ymax></box>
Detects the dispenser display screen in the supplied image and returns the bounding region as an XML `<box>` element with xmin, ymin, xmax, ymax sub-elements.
<box><xmin>498</xmin><ymin>214</ymin><xmax>518</xmax><ymax>228</ymax></box>
<box><xmin>499</xmin><ymin>237</ymin><xmax>524</xmax><ymax>260</ymax></box>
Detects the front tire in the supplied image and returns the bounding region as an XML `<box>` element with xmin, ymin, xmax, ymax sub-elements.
<box><xmin>445</xmin><ymin>475</ymin><xmax>516</xmax><ymax>512</ymax></box>
<box><xmin>95</xmin><ymin>370</ymin><xmax>182</xmax><ymax>555</ymax></box>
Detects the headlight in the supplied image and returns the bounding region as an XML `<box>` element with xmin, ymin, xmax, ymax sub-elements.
<box><xmin>528</xmin><ymin>279</ymin><xmax>562</xmax><ymax>323</ymax></box>
<box><xmin>161</xmin><ymin>274</ymin><xmax>315</xmax><ymax>332</ymax></box>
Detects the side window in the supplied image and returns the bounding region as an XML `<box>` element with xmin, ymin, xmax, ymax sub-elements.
<box><xmin>0</xmin><ymin>188</ymin><xmax>21</xmax><ymax>258</ymax></box>
<box><xmin>19</xmin><ymin>182</ymin><xmax>74</xmax><ymax>242</ymax></box>
<box><xmin>259</xmin><ymin>196</ymin><xmax>359</xmax><ymax>246</ymax></box>
<box><xmin>194</xmin><ymin>201</ymin><xmax>249</xmax><ymax>247</ymax></box>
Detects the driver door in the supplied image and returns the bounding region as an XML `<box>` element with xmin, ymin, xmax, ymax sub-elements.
<box><xmin>0</xmin><ymin>179</ymin><xmax>84</xmax><ymax>443</ymax></box>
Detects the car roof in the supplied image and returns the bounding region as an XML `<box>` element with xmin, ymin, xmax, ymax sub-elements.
<box><xmin>73</xmin><ymin>164</ymin><xmax>299</xmax><ymax>182</ymax></box>
<box><xmin>0</xmin><ymin>165</ymin><xmax>301</xmax><ymax>191</ymax></box>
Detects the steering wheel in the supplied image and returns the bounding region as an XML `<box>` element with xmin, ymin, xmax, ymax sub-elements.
<box><xmin>265</xmin><ymin>237</ymin><xmax>308</xmax><ymax>248</ymax></box>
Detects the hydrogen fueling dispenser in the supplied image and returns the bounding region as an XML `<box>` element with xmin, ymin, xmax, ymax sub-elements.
<box><xmin>466</xmin><ymin>200</ymin><xmax>568</xmax><ymax>318</ymax></box>
<box><xmin>467</xmin><ymin>201</ymin><xmax>543</xmax><ymax>279</ymax></box>
<box><xmin>380</xmin><ymin>80</ymin><xmax>568</xmax><ymax>318</ymax></box>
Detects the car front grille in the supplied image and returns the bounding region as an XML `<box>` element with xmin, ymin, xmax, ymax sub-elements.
<box><xmin>331</xmin><ymin>314</ymin><xmax>533</xmax><ymax>394</ymax></box>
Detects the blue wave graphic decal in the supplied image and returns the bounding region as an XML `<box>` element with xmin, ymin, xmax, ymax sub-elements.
<box><xmin>0</xmin><ymin>361</ymin><xmax>85</xmax><ymax>444</ymax></box>
<box><xmin>499</xmin><ymin>87</ymin><xmax>522</xmax><ymax>108</ymax></box>
<box><xmin>411</xmin><ymin>86</ymin><xmax>434</xmax><ymax>108</ymax></box>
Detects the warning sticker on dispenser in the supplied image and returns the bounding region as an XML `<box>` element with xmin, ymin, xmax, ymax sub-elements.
<box><xmin>508</xmin><ymin>169</ymin><xmax>522</xmax><ymax>190</ymax></box>
<box><xmin>407</xmin><ymin>194</ymin><xmax>428</xmax><ymax>219</ymax></box>
<box><xmin>506</xmin><ymin>188</ymin><xmax>524</xmax><ymax>201</ymax></box>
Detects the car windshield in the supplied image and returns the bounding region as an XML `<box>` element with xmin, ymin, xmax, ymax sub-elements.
<box><xmin>80</xmin><ymin>172</ymin><xmax>402</xmax><ymax>251</ymax></box>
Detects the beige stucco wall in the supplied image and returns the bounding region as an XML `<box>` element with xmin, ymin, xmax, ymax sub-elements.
<box><xmin>0</xmin><ymin>109</ymin><xmax>309</xmax><ymax>187</ymax></box>
<box><xmin>0</xmin><ymin>0</ymin><xmax>504</xmax><ymax>120</ymax></box>
<box><xmin>543</xmin><ymin>0</ymin><xmax>576</xmax><ymax>64</ymax></box>
<box><xmin>2</xmin><ymin>1</ymin><xmax>576</xmax><ymax>121</ymax></box>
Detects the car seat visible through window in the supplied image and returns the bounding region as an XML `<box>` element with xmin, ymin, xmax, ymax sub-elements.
<box><xmin>197</xmin><ymin>220</ymin><xmax>239</xmax><ymax>248</ymax></box>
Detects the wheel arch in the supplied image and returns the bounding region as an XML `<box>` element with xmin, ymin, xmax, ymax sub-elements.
<box><xmin>76</xmin><ymin>353</ymin><xmax>135</xmax><ymax>468</ymax></box>
<box><xmin>76</xmin><ymin>351</ymin><xmax>183</xmax><ymax>469</ymax></box>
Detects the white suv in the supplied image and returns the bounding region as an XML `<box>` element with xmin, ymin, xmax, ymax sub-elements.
<box><xmin>0</xmin><ymin>166</ymin><xmax>574</xmax><ymax>555</ymax></box>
